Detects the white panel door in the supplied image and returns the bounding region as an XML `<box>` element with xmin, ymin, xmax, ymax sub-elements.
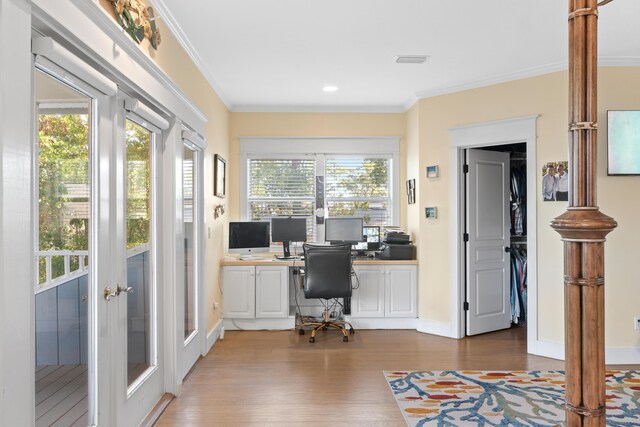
<box><xmin>222</xmin><ymin>266</ymin><xmax>255</xmax><ymax>318</ymax></box>
<box><xmin>351</xmin><ymin>266</ymin><xmax>385</xmax><ymax>317</ymax></box>
<box><xmin>385</xmin><ymin>266</ymin><xmax>417</xmax><ymax>317</ymax></box>
<box><xmin>466</xmin><ymin>149</ymin><xmax>511</xmax><ymax>336</ymax></box>
<box><xmin>255</xmin><ymin>266</ymin><xmax>289</xmax><ymax>318</ymax></box>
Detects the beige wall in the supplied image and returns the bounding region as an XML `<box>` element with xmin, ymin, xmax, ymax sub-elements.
<box><xmin>100</xmin><ymin>0</ymin><xmax>230</xmax><ymax>333</ymax></box>
<box><xmin>413</xmin><ymin>68</ymin><xmax>640</xmax><ymax>348</ymax></box>
<box><xmin>405</xmin><ymin>104</ymin><xmax>421</xmax><ymax>253</ymax></box>
<box><xmin>228</xmin><ymin>113</ymin><xmax>406</xmax><ymax>226</ymax></box>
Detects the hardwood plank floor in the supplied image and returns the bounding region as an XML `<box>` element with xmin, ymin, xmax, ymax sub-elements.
<box><xmin>155</xmin><ymin>326</ymin><xmax>592</xmax><ymax>427</ymax></box>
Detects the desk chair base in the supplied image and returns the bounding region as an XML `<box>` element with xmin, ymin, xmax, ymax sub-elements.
<box><xmin>298</xmin><ymin>309</ymin><xmax>355</xmax><ymax>343</ymax></box>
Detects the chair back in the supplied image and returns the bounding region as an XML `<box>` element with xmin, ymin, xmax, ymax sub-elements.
<box><xmin>302</xmin><ymin>243</ymin><xmax>352</xmax><ymax>299</ymax></box>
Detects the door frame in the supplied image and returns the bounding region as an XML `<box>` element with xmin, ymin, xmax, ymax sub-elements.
<box><xmin>448</xmin><ymin>116</ymin><xmax>538</xmax><ymax>350</ymax></box>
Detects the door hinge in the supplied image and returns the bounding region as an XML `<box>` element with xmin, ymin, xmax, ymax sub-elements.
<box><xmin>463</xmin><ymin>164</ymin><xmax>469</xmax><ymax>173</ymax></box>
<box><xmin>463</xmin><ymin>302</ymin><xmax>469</xmax><ymax>311</ymax></box>
<box><xmin>463</xmin><ymin>232</ymin><xmax>469</xmax><ymax>242</ymax></box>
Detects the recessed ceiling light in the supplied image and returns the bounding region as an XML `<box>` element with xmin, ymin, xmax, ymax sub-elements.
<box><xmin>323</xmin><ymin>85</ymin><xmax>338</xmax><ymax>92</ymax></box>
<box><xmin>395</xmin><ymin>55</ymin><xmax>429</xmax><ymax>64</ymax></box>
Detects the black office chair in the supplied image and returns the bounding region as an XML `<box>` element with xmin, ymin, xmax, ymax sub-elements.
<box><xmin>297</xmin><ymin>243</ymin><xmax>356</xmax><ymax>342</ymax></box>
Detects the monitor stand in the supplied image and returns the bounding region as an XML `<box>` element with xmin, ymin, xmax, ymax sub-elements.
<box><xmin>275</xmin><ymin>241</ymin><xmax>303</xmax><ymax>260</ymax></box>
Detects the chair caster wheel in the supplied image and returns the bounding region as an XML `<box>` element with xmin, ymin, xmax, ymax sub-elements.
<box><xmin>343</xmin><ymin>336</ymin><xmax>349</xmax><ymax>342</ymax></box>
<box><xmin>309</xmin><ymin>337</ymin><xmax>315</xmax><ymax>343</ymax></box>
<box><xmin>349</xmin><ymin>328</ymin><xmax>355</xmax><ymax>335</ymax></box>
<box><xmin>298</xmin><ymin>329</ymin><xmax>305</xmax><ymax>335</ymax></box>
<box><xmin>322</xmin><ymin>326</ymin><xmax>328</xmax><ymax>331</ymax></box>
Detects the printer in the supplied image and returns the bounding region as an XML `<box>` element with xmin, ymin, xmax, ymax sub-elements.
<box><xmin>376</xmin><ymin>231</ymin><xmax>416</xmax><ymax>260</ymax></box>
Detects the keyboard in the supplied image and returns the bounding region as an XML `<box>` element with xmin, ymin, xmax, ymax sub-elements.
<box><xmin>275</xmin><ymin>255</ymin><xmax>304</xmax><ymax>261</ymax></box>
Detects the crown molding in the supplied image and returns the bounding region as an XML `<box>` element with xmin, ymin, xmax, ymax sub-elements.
<box><xmin>416</xmin><ymin>61</ymin><xmax>568</xmax><ymax>100</ymax></box>
<box><xmin>151</xmin><ymin>0</ymin><xmax>232</xmax><ymax>110</ymax></box>
<box><xmin>231</xmin><ymin>104</ymin><xmax>406</xmax><ymax>113</ymax></box>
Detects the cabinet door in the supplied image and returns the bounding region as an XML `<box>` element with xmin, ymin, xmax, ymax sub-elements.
<box><xmin>385</xmin><ymin>265</ymin><xmax>417</xmax><ymax>317</ymax></box>
<box><xmin>255</xmin><ymin>266</ymin><xmax>289</xmax><ymax>318</ymax></box>
<box><xmin>351</xmin><ymin>266</ymin><xmax>385</xmax><ymax>317</ymax></box>
<box><xmin>222</xmin><ymin>266</ymin><xmax>255</xmax><ymax>318</ymax></box>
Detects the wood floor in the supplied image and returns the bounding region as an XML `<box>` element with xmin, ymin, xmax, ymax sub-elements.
<box><xmin>155</xmin><ymin>326</ymin><xmax>579</xmax><ymax>426</ymax></box>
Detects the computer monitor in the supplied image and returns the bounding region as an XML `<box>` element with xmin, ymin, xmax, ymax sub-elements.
<box><xmin>271</xmin><ymin>217</ymin><xmax>307</xmax><ymax>258</ymax></box>
<box><xmin>228</xmin><ymin>222</ymin><xmax>270</xmax><ymax>257</ymax></box>
<box><xmin>354</xmin><ymin>225</ymin><xmax>381</xmax><ymax>252</ymax></box>
<box><xmin>325</xmin><ymin>217</ymin><xmax>364</xmax><ymax>245</ymax></box>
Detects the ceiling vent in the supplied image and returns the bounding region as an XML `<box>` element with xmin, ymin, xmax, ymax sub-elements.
<box><xmin>395</xmin><ymin>55</ymin><xmax>429</xmax><ymax>64</ymax></box>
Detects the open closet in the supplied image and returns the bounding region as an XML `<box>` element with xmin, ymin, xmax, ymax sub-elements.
<box><xmin>464</xmin><ymin>142</ymin><xmax>527</xmax><ymax>335</ymax></box>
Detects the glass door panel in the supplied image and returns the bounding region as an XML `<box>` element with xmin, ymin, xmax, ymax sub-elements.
<box><xmin>34</xmin><ymin>70</ymin><xmax>92</xmax><ymax>426</ymax></box>
<box><xmin>125</xmin><ymin>119</ymin><xmax>156</xmax><ymax>388</ymax></box>
<box><xmin>183</xmin><ymin>145</ymin><xmax>196</xmax><ymax>340</ymax></box>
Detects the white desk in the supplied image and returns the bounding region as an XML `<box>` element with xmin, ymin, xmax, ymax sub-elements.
<box><xmin>220</xmin><ymin>257</ymin><xmax>418</xmax><ymax>330</ymax></box>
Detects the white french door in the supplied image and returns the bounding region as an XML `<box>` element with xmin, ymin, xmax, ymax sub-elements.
<box><xmin>33</xmin><ymin>63</ymin><xmax>112</xmax><ymax>426</ymax></box>
<box><xmin>179</xmin><ymin>142</ymin><xmax>202</xmax><ymax>380</ymax></box>
<box><xmin>114</xmin><ymin>113</ymin><xmax>165</xmax><ymax>424</ymax></box>
<box><xmin>33</xmin><ymin>61</ymin><xmax>168</xmax><ymax>426</ymax></box>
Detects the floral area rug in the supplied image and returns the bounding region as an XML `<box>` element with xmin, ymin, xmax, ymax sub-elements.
<box><xmin>384</xmin><ymin>370</ymin><xmax>640</xmax><ymax>426</ymax></box>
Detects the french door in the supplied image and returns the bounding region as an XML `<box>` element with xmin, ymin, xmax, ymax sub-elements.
<box><xmin>179</xmin><ymin>142</ymin><xmax>202</xmax><ymax>380</ymax></box>
<box><xmin>33</xmin><ymin>63</ymin><xmax>165</xmax><ymax>425</ymax></box>
<box><xmin>114</xmin><ymin>114</ymin><xmax>164</xmax><ymax>424</ymax></box>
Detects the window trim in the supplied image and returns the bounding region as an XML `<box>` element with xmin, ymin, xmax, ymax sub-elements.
<box><xmin>240</xmin><ymin>137</ymin><xmax>400</xmax><ymax>238</ymax></box>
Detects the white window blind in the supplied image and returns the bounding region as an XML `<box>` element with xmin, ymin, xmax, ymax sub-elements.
<box><xmin>325</xmin><ymin>157</ymin><xmax>391</xmax><ymax>227</ymax></box>
<box><xmin>247</xmin><ymin>158</ymin><xmax>315</xmax><ymax>239</ymax></box>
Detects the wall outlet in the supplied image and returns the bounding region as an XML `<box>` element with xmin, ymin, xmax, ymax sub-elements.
<box><xmin>634</xmin><ymin>316</ymin><xmax>640</xmax><ymax>330</ymax></box>
<box><xmin>213</xmin><ymin>302</ymin><xmax>219</xmax><ymax>311</ymax></box>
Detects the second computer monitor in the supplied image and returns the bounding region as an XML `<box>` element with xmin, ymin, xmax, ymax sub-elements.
<box><xmin>271</xmin><ymin>217</ymin><xmax>307</xmax><ymax>258</ymax></box>
<box><xmin>325</xmin><ymin>217</ymin><xmax>364</xmax><ymax>245</ymax></box>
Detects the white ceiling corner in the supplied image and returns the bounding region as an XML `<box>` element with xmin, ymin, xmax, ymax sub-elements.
<box><xmin>157</xmin><ymin>0</ymin><xmax>640</xmax><ymax>113</ymax></box>
<box><xmin>151</xmin><ymin>0</ymin><xmax>233</xmax><ymax>110</ymax></box>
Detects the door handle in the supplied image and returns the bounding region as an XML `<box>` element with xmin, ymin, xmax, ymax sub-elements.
<box><xmin>116</xmin><ymin>285</ymin><xmax>134</xmax><ymax>296</ymax></box>
<box><xmin>104</xmin><ymin>287</ymin><xmax>117</xmax><ymax>301</ymax></box>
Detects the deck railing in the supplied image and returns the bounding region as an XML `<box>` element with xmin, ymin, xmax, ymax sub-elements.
<box><xmin>35</xmin><ymin>244</ymin><xmax>149</xmax><ymax>294</ymax></box>
<box><xmin>36</xmin><ymin>250</ymin><xmax>89</xmax><ymax>294</ymax></box>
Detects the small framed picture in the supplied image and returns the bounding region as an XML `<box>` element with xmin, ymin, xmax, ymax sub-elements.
<box><xmin>214</xmin><ymin>154</ymin><xmax>226</xmax><ymax>198</ymax></box>
<box><xmin>425</xmin><ymin>207</ymin><xmax>437</xmax><ymax>219</ymax></box>
<box><xmin>406</xmin><ymin>179</ymin><xmax>416</xmax><ymax>204</ymax></box>
<box><xmin>426</xmin><ymin>165</ymin><xmax>439</xmax><ymax>178</ymax></box>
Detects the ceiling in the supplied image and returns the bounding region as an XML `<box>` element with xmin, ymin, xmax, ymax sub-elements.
<box><xmin>155</xmin><ymin>0</ymin><xmax>640</xmax><ymax>113</ymax></box>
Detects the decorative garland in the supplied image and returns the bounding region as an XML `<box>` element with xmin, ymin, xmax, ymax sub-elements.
<box><xmin>109</xmin><ymin>0</ymin><xmax>161</xmax><ymax>50</ymax></box>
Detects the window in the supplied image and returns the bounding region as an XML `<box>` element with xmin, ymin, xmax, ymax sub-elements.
<box><xmin>241</xmin><ymin>137</ymin><xmax>400</xmax><ymax>243</ymax></box>
<box><xmin>247</xmin><ymin>158</ymin><xmax>316</xmax><ymax>240</ymax></box>
<box><xmin>325</xmin><ymin>157</ymin><xmax>391</xmax><ymax>227</ymax></box>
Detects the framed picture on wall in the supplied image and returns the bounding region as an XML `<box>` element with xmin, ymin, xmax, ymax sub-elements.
<box><xmin>406</xmin><ymin>179</ymin><xmax>415</xmax><ymax>204</ymax></box>
<box><xmin>214</xmin><ymin>154</ymin><xmax>226</xmax><ymax>197</ymax></box>
<box><xmin>607</xmin><ymin>110</ymin><xmax>640</xmax><ymax>175</ymax></box>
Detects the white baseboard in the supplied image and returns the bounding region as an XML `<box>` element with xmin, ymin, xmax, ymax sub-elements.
<box><xmin>205</xmin><ymin>320</ymin><xmax>223</xmax><ymax>355</ymax></box>
<box><xmin>606</xmin><ymin>347</ymin><xmax>640</xmax><ymax>365</ymax></box>
<box><xmin>528</xmin><ymin>339</ymin><xmax>564</xmax><ymax>361</ymax></box>
<box><xmin>528</xmin><ymin>339</ymin><xmax>640</xmax><ymax>365</ymax></box>
<box><xmin>223</xmin><ymin>317</ymin><xmax>296</xmax><ymax>330</ymax></box>
<box><xmin>346</xmin><ymin>317</ymin><xmax>418</xmax><ymax>330</ymax></box>
<box><xmin>416</xmin><ymin>319</ymin><xmax>455</xmax><ymax>338</ymax></box>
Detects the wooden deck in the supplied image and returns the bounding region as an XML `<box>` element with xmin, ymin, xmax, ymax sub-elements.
<box><xmin>35</xmin><ymin>365</ymin><xmax>88</xmax><ymax>427</ymax></box>
<box><xmin>35</xmin><ymin>363</ymin><xmax>148</xmax><ymax>426</ymax></box>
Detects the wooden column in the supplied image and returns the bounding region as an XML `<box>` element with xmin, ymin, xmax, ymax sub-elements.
<box><xmin>550</xmin><ymin>1</ymin><xmax>617</xmax><ymax>425</ymax></box>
